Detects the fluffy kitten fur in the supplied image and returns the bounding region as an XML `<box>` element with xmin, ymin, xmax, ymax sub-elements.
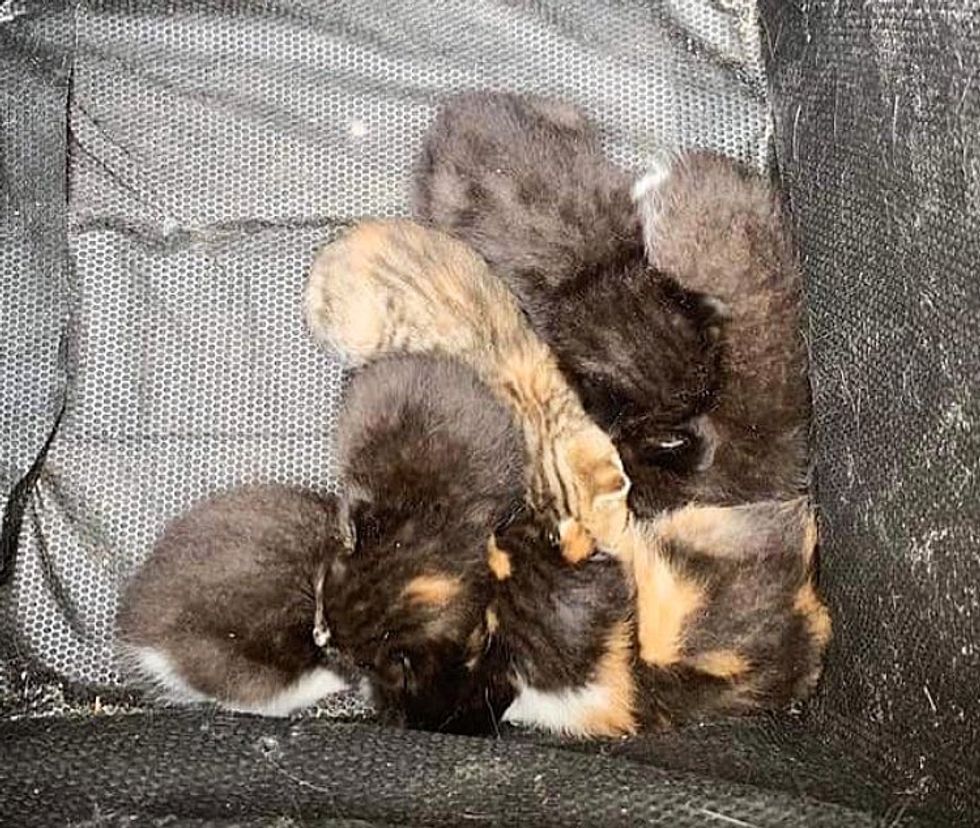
<box><xmin>411</xmin><ymin>91</ymin><xmax>724</xmax><ymax>507</ymax></box>
<box><xmin>489</xmin><ymin>498</ymin><xmax>830</xmax><ymax>737</ymax></box>
<box><xmin>630</xmin><ymin>150</ymin><xmax>812</xmax><ymax>512</ymax></box>
<box><xmin>328</xmin><ymin>353</ymin><xmax>524</xmax><ymax>732</ymax></box>
<box><xmin>116</xmin><ymin>485</ymin><xmax>353</xmax><ymax>716</ymax></box>
<box><xmin>306</xmin><ymin>219</ymin><xmax>630</xmax><ymax>561</ymax></box>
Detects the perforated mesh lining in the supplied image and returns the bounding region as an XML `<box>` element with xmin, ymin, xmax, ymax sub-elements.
<box><xmin>0</xmin><ymin>0</ymin><xmax>771</xmax><ymax>696</ymax></box>
<box><xmin>4</xmin><ymin>3</ymin><xmax>980</xmax><ymax>823</ymax></box>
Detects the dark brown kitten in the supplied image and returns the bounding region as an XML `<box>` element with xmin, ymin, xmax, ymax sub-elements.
<box><xmin>412</xmin><ymin>91</ymin><xmax>723</xmax><ymax>501</ymax></box>
<box><xmin>116</xmin><ymin>485</ymin><xmax>353</xmax><ymax>716</ymax></box>
<box><xmin>631</xmin><ymin>151</ymin><xmax>812</xmax><ymax>511</ymax></box>
<box><xmin>328</xmin><ymin>353</ymin><xmax>525</xmax><ymax>732</ymax></box>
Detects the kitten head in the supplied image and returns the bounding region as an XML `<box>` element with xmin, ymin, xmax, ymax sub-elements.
<box><xmin>329</xmin><ymin>354</ymin><xmax>527</xmax><ymax>732</ymax></box>
<box><xmin>549</xmin><ymin>260</ymin><xmax>726</xmax><ymax>488</ymax></box>
<box><xmin>322</xmin><ymin>495</ymin><xmax>513</xmax><ymax>733</ymax></box>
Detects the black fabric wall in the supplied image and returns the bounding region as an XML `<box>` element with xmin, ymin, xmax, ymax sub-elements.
<box><xmin>762</xmin><ymin>0</ymin><xmax>980</xmax><ymax>819</ymax></box>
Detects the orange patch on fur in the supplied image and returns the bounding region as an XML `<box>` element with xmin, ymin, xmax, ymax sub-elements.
<box><xmin>465</xmin><ymin>614</ymin><xmax>491</xmax><ymax>671</ymax></box>
<box><xmin>401</xmin><ymin>574</ymin><xmax>463</xmax><ymax>607</ymax></box>
<box><xmin>687</xmin><ymin>649</ymin><xmax>750</xmax><ymax>679</ymax></box>
<box><xmin>559</xmin><ymin>518</ymin><xmax>595</xmax><ymax>564</ymax></box>
<box><xmin>580</xmin><ymin>620</ymin><xmax>638</xmax><ymax>737</ymax></box>
<box><xmin>633</xmin><ymin>538</ymin><xmax>705</xmax><ymax>666</ymax></box>
<box><xmin>485</xmin><ymin>607</ymin><xmax>499</xmax><ymax>634</ymax></box>
<box><xmin>486</xmin><ymin>536</ymin><xmax>512</xmax><ymax>580</ymax></box>
<box><xmin>794</xmin><ymin>581</ymin><xmax>832</xmax><ymax>648</ymax></box>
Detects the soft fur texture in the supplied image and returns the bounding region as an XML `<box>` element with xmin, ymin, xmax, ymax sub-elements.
<box><xmin>411</xmin><ymin>91</ymin><xmax>725</xmax><ymax>513</ymax></box>
<box><xmin>631</xmin><ymin>150</ymin><xmax>812</xmax><ymax>512</ymax></box>
<box><xmin>328</xmin><ymin>354</ymin><xmax>525</xmax><ymax>732</ymax></box>
<box><xmin>116</xmin><ymin>485</ymin><xmax>353</xmax><ymax>715</ymax></box>
<box><xmin>631</xmin><ymin>498</ymin><xmax>830</xmax><ymax>726</ymax></box>
<box><xmin>306</xmin><ymin>219</ymin><xmax>630</xmax><ymax>560</ymax></box>
<box><xmin>485</xmin><ymin>498</ymin><xmax>830</xmax><ymax>737</ymax></box>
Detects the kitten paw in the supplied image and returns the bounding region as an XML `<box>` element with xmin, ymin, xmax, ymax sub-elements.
<box><xmin>564</xmin><ymin>430</ymin><xmax>631</xmax><ymax>555</ymax></box>
<box><xmin>558</xmin><ymin>518</ymin><xmax>596</xmax><ymax>564</ymax></box>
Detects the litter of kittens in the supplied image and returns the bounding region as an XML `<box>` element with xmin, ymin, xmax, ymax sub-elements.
<box><xmin>117</xmin><ymin>91</ymin><xmax>830</xmax><ymax>738</ymax></box>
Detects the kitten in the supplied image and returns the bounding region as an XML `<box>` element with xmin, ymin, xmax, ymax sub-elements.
<box><xmin>116</xmin><ymin>485</ymin><xmax>353</xmax><ymax>716</ymax></box>
<box><xmin>326</xmin><ymin>353</ymin><xmax>524</xmax><ymax>732</ymax></box>
<box><xmin>305</xmin><ymin>219</ymin><xmax>631</xmax><ymax>562</ymax></box>
<box><xmin>490</xmin><ymin>498</ymin><xmax>830</xmax><ymax>737</ymax></box>
<box><xmin>631</xmin><ymin>150</ymin><xmax>812</xmax><ymax>512</ymax></box>
<box><xmin>411</xmin><ymin>91</ymin><xmax>725</xmax><ymax>510</ymax></box>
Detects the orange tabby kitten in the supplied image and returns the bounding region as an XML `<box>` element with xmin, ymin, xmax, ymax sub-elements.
<box><xmin>305</xmin><ymin>219</ymin><xmax>630</xmax><ymax>561</ymax></box>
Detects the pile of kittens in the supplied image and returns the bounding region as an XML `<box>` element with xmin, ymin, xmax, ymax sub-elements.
<box><xmin>117</xmin><ymin>92</ymin><xmax>831</xmax><ymax>737</ymax></box>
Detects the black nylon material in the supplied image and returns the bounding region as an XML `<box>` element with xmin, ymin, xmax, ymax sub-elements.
<box><xmin>761</xmin><ymin>0</ymin><xmax>980</xmax><ymax>820</ymax></box>
<box><xmin>0</xmin><ymin>711</ymin><xmax>881</xmax><ymax>827</ymax></box>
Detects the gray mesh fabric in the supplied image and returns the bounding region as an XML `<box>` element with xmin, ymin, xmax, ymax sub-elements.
<box><xmin>0</xmin><ymin>0</ymin><xmax>770</xmax><ymax>695</ymax></box>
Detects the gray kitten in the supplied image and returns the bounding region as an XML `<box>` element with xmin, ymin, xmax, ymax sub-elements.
<box><xmin>631</xmin><ymin>150</ymin><xmax>812</xmax><ymax>512</ymax></box>
<box><xmin>116</xmin><ymin>485</ymin><xmax>353</xmax><ymax>716</ymax></box>
<box><xmin>411</xmin><ymin>91</ymin><xmax>724</xmax><ymax>515</ymax></box>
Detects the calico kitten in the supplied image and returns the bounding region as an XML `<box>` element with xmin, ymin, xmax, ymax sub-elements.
<box><xmin>116</xmin><ymin>485</ymin><xmax>353</xmax><ymax>716</ymax></box>
<box><xmin>326</xmin><ymin>353</ymin><xmax>524</xmax><ymax>732</ymax></box>
<box><xmin>305</xmin><ymin>219</ymin><xmax>631</xmax><ymax>562</ymax></box>
<box><xmin>630</xmin><ymin>150</ymin><xmax>812</xmax><ymax>512</ymax></box>
<box><xmin>490</xmin><ymin>499</ymin><xmax>830</xmax><ymax>737</ymax></box>
<box><xmin>411</xmin><ymin>91</ymin><xmax>725</xmax><ymax>505</ymax></box>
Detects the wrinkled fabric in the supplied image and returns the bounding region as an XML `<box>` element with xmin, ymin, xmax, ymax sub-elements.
<box><xmin>2</xmin><ymin>0</ymin><xmax>977</xmax><ymax>825</ymax></box>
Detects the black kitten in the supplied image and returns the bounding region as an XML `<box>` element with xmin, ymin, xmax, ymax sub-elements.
<box><xmin>412</xmin><ymin>91</ymin><xmax>724</xmax><ymax>513</ymax></box>
<box><xmin>116</xmin><ymin>485</ymin><xmax>354</xmax><ymax>716</ymax></box>
<box><xmin>327</xmin><ymin>353</ymin><xmax>526</xmax><ymax>733</ymax></box>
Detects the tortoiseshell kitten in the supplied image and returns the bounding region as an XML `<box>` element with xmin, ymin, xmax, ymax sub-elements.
<box><xmin>326</xmin><ymin>353</ymin><xmax>524</xmax><ymax>732</ymax></box>
<box><xmin>411</xmin><ymin>91</ymin><xmax>725</xmax><ymax>509</ymax></box>
<box><xmin>116</xmin><ymin>485</ymin><xmax>354</xmax><ymax>716</ymax></box>
<box><xmin>306</xmin><ymin>219</ymin><xmax>631</xmax><ymax>563</ymax></box>
<box><xmin>482</xmin><ymin>498</ymin><xmax>830</xmax><ymax>737</ymax></box>
<box><xmin>630</xmin><ymin>150</ymin><xmax>812</xmax><ymax>512</ymax></box>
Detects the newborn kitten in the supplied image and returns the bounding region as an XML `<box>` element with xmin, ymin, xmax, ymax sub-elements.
<box><xmin>411</xmin><ymin>91</ymin><xmax>724</xmax><ymax>501</ymax></box>
<box><xmin>631</xmin><ymin>150</ymin><xmax>812</xmax><ymax>512</ymax></box>
<box><xmin>491</xmin><ymin>499</ymin><xmax>830</xmax><ymax>737</ymax></box>
<box><xmin>305</xmin><ymin>219</ymin><xmax>630</xmax><ymax>562</ymax></box>
<box><xmin>116</xmin><ymin>485</ymin><xmax>353</xmax><ymax>716</ymax></box>
<box><xmin>326</xmin><ymin>353</ymin><xmax>524</xmax><ymax>732</ymax></box>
